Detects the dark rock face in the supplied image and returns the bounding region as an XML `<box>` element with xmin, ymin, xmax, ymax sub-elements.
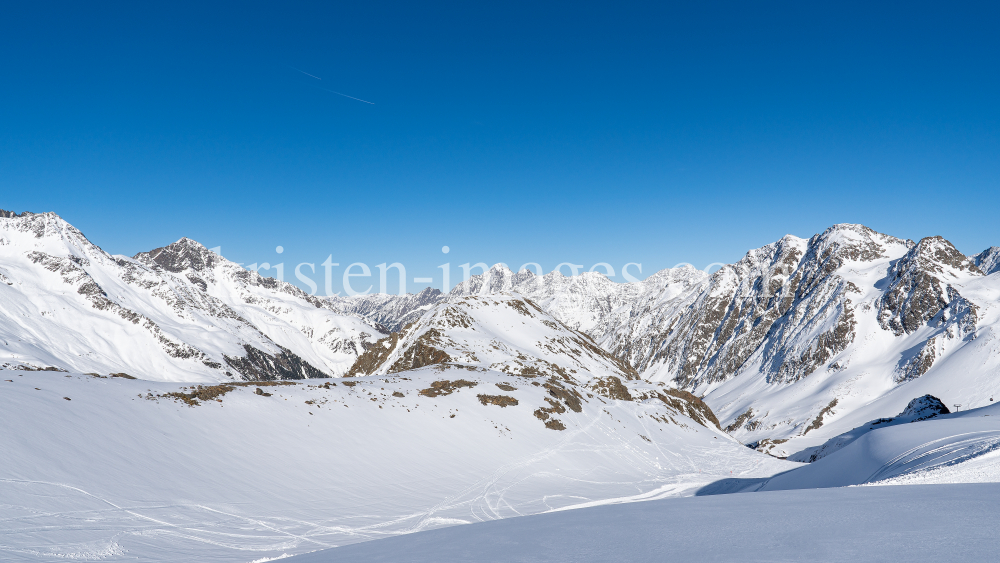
<box><xmin>657</xmin><ymin>389</ymin><xmax>721</xmax><ymax>430</ymax></box>
<box><xmin>346</xmin><ymin>331</ymin><xmax>405</xmax><ymax>377</ymax></box>
<box><xmin>896</xmin><ymin>338</ymin><xmax>939</xmax><ymax>383</ymax></box>
<box><xmin>224</xmin><ymin>344</ymin><xmax>328</xmax><ymax>381</ymax></box>
<box><xmin>387</xmin><ymin>328</ymin><xmax>453</xmax><ymax>373</ymax></box>
<box><xmin>726</xmin><ymin>408</ymin><xmax>755</xmax><ymax>433</ymax></box>
<box><xmin>975</xmin><ymin>247</ymin><xmax>1000</xmax><ymax>276</ymax></box>
<box><xmin>0</xmin><ymin>209</ymin><xmax>30</xmax><ymax>218</ymax></box>
<box><xmin>877</xmin><ymin>237</ymin><xmax>981</xmax><ymax>336</ymax></box>
<box><xmin>647</xmin><ymin>224</ymin><xmax>903</xmax><ymax>389</ymax></box>
<box><xmin>136</xmin><ymin>238</ymin><xmax>218</xmax><ymax>273</ymax></box>
<box><xmin>802</xmin><ymin>399</ymin><xmax>839</xmax><ymax>435</ymax></box>
<box><xmin>589</xmin><ymin>376</ymin><xmax>633</xmax><ymax>401</ymax></box>
<box><xmin>644</xmin><ymin>235</ymin><xmax>808</xmax><ymax>388</ymax></box>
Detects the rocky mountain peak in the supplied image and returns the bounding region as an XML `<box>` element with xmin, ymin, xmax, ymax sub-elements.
<box><xmin>906</xmin><ymin>236</ymin><xmax>981</xmax><ymax>276</ymax></box>
<box><xmin>330</xmin><ymin>286</ymin><xmax>445</xmax><ymax>333</ymax></box>
<box><xmin>135</xmin><ymin>237</ymin><xmax>219</xmax><ymax>273</ymax></box>
<box><xmin>0</xmin><ymin>211</ymin><xmax>103</xmax><ymax>260</ymax></box>
<box><xmin>975</xmin><ymin>247</ymin><xmax>1000</xmax><ymax>276</ymax></box>
<box><xmin>808</xmin><ymin>223</ymin><xmax>912</xmax><ymax>265</ymax></box>
<box><xmin>877</xmin><ymin>235</ymin><xmax>980</xmax><ymax>336</ymax></box>
<box><xmin>414</xmin><ymin>286</ymin><xmax>443</xmax><ymax>300</ymax></box>
<box><xmin>450</xmin><ymin>263</ymin><xmax>524</xmax><ymax>296</ymax></box>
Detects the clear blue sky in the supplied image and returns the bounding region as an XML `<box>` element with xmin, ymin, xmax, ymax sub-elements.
<box><xmin>2</xmin><ymin>1</ymin><xmax>998</xmax><ymax>295</ymax></box>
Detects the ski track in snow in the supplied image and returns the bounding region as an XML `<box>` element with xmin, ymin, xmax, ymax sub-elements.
<box><xmin>0</xmin><ymin>369</ymin><xmax>788</xmax><ymax>562</ymax></box>
<box><xmin>0</xmin><ymin>451</ymin><xmax>740</xmax><ymax>562</ymax></box>
<box><xmin>0</xmin><ymin>479</ymin><xmax>336</xmax><ymax>560</ymax></box>
<box><xmin>866</xmin><ymin>431</ymin><xmax>1000</xmax><ymax>483</ymax></box>
<box><xmin>6</xmin><ymin>380</ymin><xmax>1000</xmax><ymax>560</ymax></box>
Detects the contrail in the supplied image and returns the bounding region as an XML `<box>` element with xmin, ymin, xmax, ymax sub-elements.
<box><xmin>284</xmin><ymin>64</ymin><xmax>374</xmax><ymax>105</ymax></box>
<box><xmin>286</xmin><ymin>65</ymin><xmax>322</xmax><ymax>80</ymax></box>
<box><xmin>317</xmin><ymin>86</ymin><xmax>375</xmax><ymax>105</ymax></box>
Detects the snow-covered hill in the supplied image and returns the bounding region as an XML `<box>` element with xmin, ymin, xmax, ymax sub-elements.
<box><xmin>347</xmin><ymin>293</ymin><xmax>639</xmax><ymax>380</ymax></box>
<box><xmin>0</xmin><ymin>367</ymin><xmax>790</xmax><ymax>562</ymax></box>
<box><xmin>787</xmin><ymin>394</ymin><xmax>953</xmax><ymax>463</ymax></box>
<box><xmin>0</xmin><ymin>211</ymin><xmax>383</xmax><ymax>381</ymax></box>
<box><xmin>756</xmin><ymin>400</ymin><xmax>1000</xmax><ymax>491</ymax></box>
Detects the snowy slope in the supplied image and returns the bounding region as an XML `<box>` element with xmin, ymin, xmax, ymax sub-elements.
<box><xmin>448</xmin><ymin>263</ymin><xmax>709</xmax><ymax>348</ymax></box>
<box><xmin>0</xmin><ymin>368</ymin><xmax>792</xmax><ymax>562</ymax></box>
<box><xmin>787</xmin><ymin>394</ymin><xmax>952</xmax><ymax>463</ymax></box>
<box><xmin>756</xmin><ymin>401</ymin><xmax>1000</xmax><ymax>491</ymax></box>
<box><xmin>347</xmin><ymin>293</ymin><xmax>640</xmax><ymax>381</ymax></box>
<box><xmin>345</xmin><ymin>293</ymin><xmax>731</xmax><ymax>432</ymax></box>
<box><xmin>285</xmin><ymin>483</ymin><xmax>1000</xmax><ymax>563</ymax></box>
<box><xmin>0</xmin><ymin>211</ymin><xmax>383</xmax><ymax>381</ymax></box>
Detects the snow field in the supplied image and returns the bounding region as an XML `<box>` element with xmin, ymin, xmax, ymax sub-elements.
<box><xmin>0</xmin><ymin>368</ymin><xmax>791</xmax><ymax>562</ymax></box>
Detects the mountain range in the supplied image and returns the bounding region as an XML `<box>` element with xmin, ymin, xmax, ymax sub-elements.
<box><xmin>3</xmin><ymin>209</ymin><xmax>1000</xmax><ymax>460</ymax></box>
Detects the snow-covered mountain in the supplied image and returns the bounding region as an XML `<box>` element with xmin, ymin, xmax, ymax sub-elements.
<box><xmin>5</xmin><ymin>210</ymin><xmax>1000</xmax><ymax>461</ymax></box>
<box><xmin>348</xmin><ymin>224</ymin><xmax>1000</xmax><ymax>460</ymax></box>
<box><xmin>447</xmin><ymin>263</ymin><xmax>709</xmax><ymax>345</ymax></box>
<box><xmin>330</xmin><ymin>286</ymin><xmax>443</xmax><ymax>333</ymax></box>
<box><xmin>0</xmin><ymin>211</ymin><xmax>384</xmax><ymax>381</ymax></box>
<box><xmin>676</xmin><ymin>226</ymin><xmax>998</xmax><ymax>457</ymax></box>
<box><xmin>347</xmin><ymin>293</ymin><xmax>639</xmax><ymax>380</ymax></box>
<box><xmin>345</xmin><ymin>293</ymin><xmax>722</xmax><ymax>431</ymax></box>
<box><xmin>6</xmin><ymin>210</ymin><xmax>1000</xmax><ymax>562</ymax></box>
<box><xmin>976</xmin><ymin>246</ymin><xmax>1000</xmax><ymax>275</ymax></box>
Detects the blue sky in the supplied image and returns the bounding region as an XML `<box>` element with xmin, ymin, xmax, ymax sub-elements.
<box><xmin>2</xmin><ymin>1</ymin><xmax>998</xmax><ymax>295</ymax></box>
